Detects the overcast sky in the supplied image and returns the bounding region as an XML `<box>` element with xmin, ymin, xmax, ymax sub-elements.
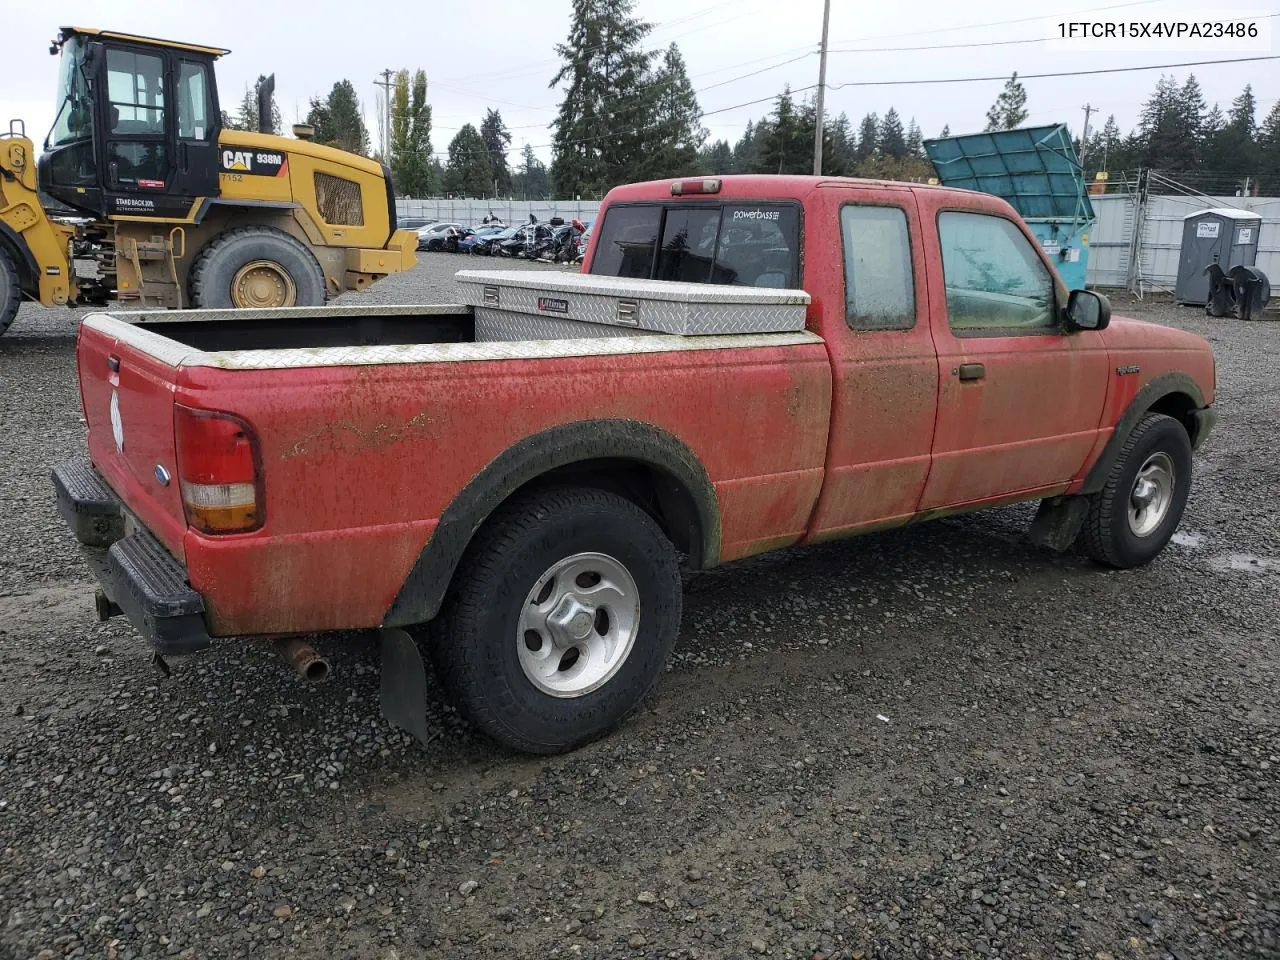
<box><xmin>1</xmin><ymin>0</ymin><xmax>1272</xmax><ymax>168</ymax></box>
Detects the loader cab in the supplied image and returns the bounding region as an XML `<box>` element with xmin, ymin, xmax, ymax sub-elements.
<box><xmin>40</xmin><ymin>27</ymin><xmax>226</xmax><ymax>219</ymax></box>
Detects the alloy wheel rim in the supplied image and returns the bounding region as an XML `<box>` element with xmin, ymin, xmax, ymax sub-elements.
<box><xmin>516</xmin><ymin>551</ymin><xmax>640</xmax><ymax>698</ymax></box>
<box><xmin>1128</xmin><ymin>451</ymin><xmax>1175</xmax><ymax>537</ymax></box>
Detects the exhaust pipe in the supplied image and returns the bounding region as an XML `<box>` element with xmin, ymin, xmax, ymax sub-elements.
<box><xmin>275</xmin><ymin>637</ymin><xmax>330</xmax><ymax>683</ymax></box>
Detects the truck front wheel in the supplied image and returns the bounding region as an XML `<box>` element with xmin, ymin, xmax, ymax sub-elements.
<box><xmin>0</xmin><ymin>246</ymin><xmax>20</xmax><ymax>335</ymax></box>
<box><xmin>190</xmin><ymin>226</ymin><xmax>326</xmax><ymax>309</ymax></box>
<box><xmin>1081</xmin><ymin>412</ymin><xmax>1193</xmax><ymax>568</ymax></box>
<box><xmin>433</xmin><ymin>487</ymin><xmax>682</xmax><ymax>754</ymax></box>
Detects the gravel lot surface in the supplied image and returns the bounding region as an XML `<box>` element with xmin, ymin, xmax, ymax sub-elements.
<box><xmin>1</xmin><ymin>257</ymin><xmax>1277</xmax><ymax>960</ymax></box>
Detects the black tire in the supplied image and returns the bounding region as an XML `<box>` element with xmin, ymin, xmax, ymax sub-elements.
<box><xmin>0</xmin><ymin>245</ymin><xmax>20</xmax><ymax>336</ymax></box>
<box><xmin>189</xmin><ymin>226</ymin><xmax>325</xmax><ymax>309</ymax></box>
<box><xmin>1081</xmin><ymin>412</ymin><xmax>1193</xmax><ymax>568</ymax></box>
<box><xmin>432</xmin><ymin>487</ymin><xmax>682</xmax><ymax>755</ymax></box>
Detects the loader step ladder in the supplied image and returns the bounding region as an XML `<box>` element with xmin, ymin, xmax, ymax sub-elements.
<box><xmin>117</xmin><ymin>228</ymin><xmax>185</xmax><ymax>308</ymax></box>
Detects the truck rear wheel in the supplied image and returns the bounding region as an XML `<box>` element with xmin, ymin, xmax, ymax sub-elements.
<box><xmin>0</xmin><ymin>246</ymin><xmax>20</xmax><ymax>335</ymax></box>
<box><xmin>1080</xmin><ymin>412</ymin><xmax>1193</xmax><ymax>568</ymax></box>
<box><xmin>433</xmin><ymin>487</ymin><xmax>682</xmax><ymax>754</ymax></box>
<box><xmin>190</xmin><ymin>226</ymin><xmax>325</xmax><ymax>309</ymax></box>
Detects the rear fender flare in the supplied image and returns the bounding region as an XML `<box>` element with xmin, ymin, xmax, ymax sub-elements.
<box><xmin>1080</xmin><ymin>372</ymin><xmax>1207</xmax><ymax>495</ymax></box>
<box><xmin>383</xmin><ymin>419</ymin><xmax>721</xmax><ymax>627</ymax></box>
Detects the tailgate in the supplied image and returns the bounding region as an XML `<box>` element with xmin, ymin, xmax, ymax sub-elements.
<box><xmin>78</xmin><ymin>319</ymin><xmax>189</xmax><ymax>560</ymax></box>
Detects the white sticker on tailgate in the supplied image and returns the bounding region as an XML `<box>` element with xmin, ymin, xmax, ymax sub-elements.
<box><xmin>110</xmin><ymin>389</ymin><xmax>124</xmax><ymax>454</ymax></box>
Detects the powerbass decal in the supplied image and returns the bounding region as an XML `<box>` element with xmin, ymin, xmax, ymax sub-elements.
<box><xmin>219</xmin><ymin>149</ymin><xmax>289</xmax><ymax>177</ymax></box>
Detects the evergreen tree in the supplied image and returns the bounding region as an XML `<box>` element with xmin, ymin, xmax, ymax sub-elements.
<box><xmin>443</xmin><ymin>124</ymin><xmax>494</xmax><ymax>196</ymax></box>
<box><xmin>905</xmin><ymin>118</ymin><xmax>923</xmax><ymax>156</ymax></box>
<box><xmin>307</xmin><ymin>80</ymin><xmax>369</xmax><ymax>156</ymax></box>
<box><xmin>939</xmin><ymin>124</ymin><xmax>951</xmax><ymax>137</ymax></box>
<box><xmin>1084</xmin><ymin>114</ymin><xmax>1123</xmax><ymax>176</ymax></box>
<box><xmin>512</xmin><ymin>143</ymin><xmax>552</xmax><ymax>199</ymax></box>
<box><xmin>732</xmin><ymin>120</ymin><xmax>763</xmax><ymax>172</ymax></box>
<box><xmin>1205</xmin><ymin>85</ymin><xmax>1260</xmax><ymax>181</ymax></box>
<box><xmin>480</xmin><ymin>109</ymin><xmax>513</xmax><ymax>195</ymax></box>
<box><xmin>699</xmin><ymin>139</ymin><xmax>733</xmax><ymax>174</ymax></box>
<box><xmin>390</xmin><ymin>69</ymin><xmax>433</xmax><ymax>197</ymax></box>
<box><xmin>855</xmin><ymin>113</ymin><xmax>879</xmax><ymax>162</ymax></box>
<box><xmin>1258</xmin><ymin>100</ymin><xmax>1280</xmax><ymax>193</ymax></box>
<box><xmin>550</xmin><ymin>0</ymin><xmax>654</xmax><ymax>197</ymax></box>
<box><xmin>984</xmin><ymin>73</ymin><xmax>1028</xmax><ymax>131</ymax></box>
<box><xmin>825</xmin><ymin>112</ymin><xmax>855</xmax><ymax>176</ymax></box>
<box><xmin>757</xmin><ymin>87</ymin><xmax>808</xmax><ymax>173</ymax></box>
<box><xmin>639</xmin><ymin>44</ymin><xmax>704</xmax><ymax>180</ymax></box>
<box><xmin>1179</xmin><ymin>74</ymin><xmax>1208</xmax><ymax>169</ymax></box>
<box><xmin>879</xmin><ymin>108</ymin><xmax>907</xmax><ymax>159</ymax></box>
<box><xmin>1138</xmin><ymin>75</ymin><xmax>1196</xmax><ymax>173</ymax></box>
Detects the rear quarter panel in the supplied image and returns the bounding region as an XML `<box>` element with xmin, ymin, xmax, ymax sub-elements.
<box><xmin>177</xmin><ymin>341</ymin><xmax>831</xmax><ymax>636</ymax></box>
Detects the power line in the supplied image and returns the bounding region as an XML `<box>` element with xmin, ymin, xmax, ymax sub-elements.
<box><xmin>825</xmin><ymin>55</ymin><xmax>1280</xmax><ymax>90</ymax></box>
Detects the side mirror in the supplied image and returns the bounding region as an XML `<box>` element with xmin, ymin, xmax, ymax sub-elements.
<box><xmin>1065</xmin><ymin>289</ymin><xmax>1111</xmax><ymax>331</ymax></box>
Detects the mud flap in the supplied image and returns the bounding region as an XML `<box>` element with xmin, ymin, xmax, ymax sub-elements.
<box><xmin>379</xmin><ymin>628</ymin><xmax>432</xmax><ymax>745</ymax></box>
<box><xmin>1028</xmin><ymin>496</ymin><xmax>1090</xmax><ymax>552</ymax></box>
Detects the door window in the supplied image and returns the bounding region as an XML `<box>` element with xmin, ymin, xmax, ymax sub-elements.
<box><xmin>106</xmin><ymin>49</ymin><xmax>166</xmax><ymax>135</ymax></box>
<box><xmin>937</xmin><ymin>212</ymin><xmax>1056</xmax><ymax>333</ymax></box>
<box><xmin>841</xmin><ymin>205</ymin><xmax>915</xmax><ymax>330</ymax></box>
<box><xmin>177</xmin><ymin>62</ymin><xmax>210</xmax><ymax>141</ymax></box>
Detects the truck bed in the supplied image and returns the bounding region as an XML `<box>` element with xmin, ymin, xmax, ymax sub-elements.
<box><xmin>121</xmin><ymin>304</ymin><xmax>475</xmax><ymax>352</ymax></box>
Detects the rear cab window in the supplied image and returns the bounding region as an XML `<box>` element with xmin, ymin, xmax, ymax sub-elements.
<box><xmin>589</xmin><ymin>201</ymin><xmax>800</xmax><ymax>288</ymax></box>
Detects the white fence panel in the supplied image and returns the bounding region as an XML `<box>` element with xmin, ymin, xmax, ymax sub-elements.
<box><xmin>1089</xmin><ymin>193</ymin><xmax>1279</xmax><ymax>290</ymax></box>
<box><xmin>396</xmin><ymin>199</ymin><xmax>602</xmax><ymax>224</ymax></box>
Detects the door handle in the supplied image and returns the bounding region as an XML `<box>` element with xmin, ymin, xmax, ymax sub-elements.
<box><xmin>957</xmin><ymin>362</ymin><xmax>986</xmax><ymax>382</ymax></box>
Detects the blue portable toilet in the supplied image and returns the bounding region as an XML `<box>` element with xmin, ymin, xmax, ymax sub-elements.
<box><xmin>923</xmin><ymin>124</ymin><xmax>1095</xmax><ymax>291</ymax></box>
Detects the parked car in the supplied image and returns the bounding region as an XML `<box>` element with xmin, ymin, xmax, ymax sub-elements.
<box><xmin>54</xmin><ymin>175</ymin><xmax>1217</xmax><ymax>757</ymax></box>
<box><xmin>457</xmin><ymin>225</ymin><xmax>507</xmax><ymax>254</ymax></box>
<box><xmin>469</xmin><ymin>225</ymin><xmax>519</xmax><ymax>256</ymax></box>
<box><xmin>416</xmin><ymin>222</ymin><xmax>462</xmax><ymax>251</ymax></box>
<box><xmin>398</xmin><ymin>216</ymin><xmax>437</xmax><ymax>230</ymax></box>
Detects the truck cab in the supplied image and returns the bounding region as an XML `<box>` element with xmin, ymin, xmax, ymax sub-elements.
<box><xmin>41</xmin><ymin>27</ymin><xmax>226</xmax><ymax>220</ymax></box>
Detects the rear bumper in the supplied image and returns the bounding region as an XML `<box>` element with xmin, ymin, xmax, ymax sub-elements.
<box><xmin>52</xmin><ymin>460</ymin><xmax>212</xmax><ymax>656</ymax></box>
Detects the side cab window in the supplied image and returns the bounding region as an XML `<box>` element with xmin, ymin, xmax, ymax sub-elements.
<box><xmin>937</xmin><ymin>211</ymin><xmax>1056</xmax><ymax>334</ymax></box>
<box><xmin>841</xmin><ymin>205</ymin><xmax>916</xmax><ymax>330</ymax></box>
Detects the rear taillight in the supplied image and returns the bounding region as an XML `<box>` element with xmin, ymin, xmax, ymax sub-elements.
<box><xmin>174</xmin><ymin>404</ymin><xmax>264</xmax><ymax>534</ymax></box>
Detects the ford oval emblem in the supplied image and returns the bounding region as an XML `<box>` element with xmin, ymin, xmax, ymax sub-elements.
<box><xmin>154</xmin><ymin>464</ymin><xmax>171</xmax><ymax>487</ymax></box>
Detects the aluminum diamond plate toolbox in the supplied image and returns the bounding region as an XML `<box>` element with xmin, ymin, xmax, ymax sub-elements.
<box><xmin>474</xmin><ymin>307</ymin><xmax>662</xmax><ymax>341</ymax></box>
<box><xmin>456</xmin><ymin>269</ymin><xmax>809</xmax><ymax>336</ymax></box>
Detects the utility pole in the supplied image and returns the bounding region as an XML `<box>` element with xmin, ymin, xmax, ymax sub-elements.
<box><xmin>374</xmin><ymin>68</ymin><xmax>395</xmax><ymax>162</ymax></box>
<box><xmin>812</xmin><ymin>0</ymin><xmax>832</xmax><ymax>176</ymax></box>
<box><xmin>1079</xmin><ymin>103</ymin><xmax>1095</xmax><ymax>167</ymax></box>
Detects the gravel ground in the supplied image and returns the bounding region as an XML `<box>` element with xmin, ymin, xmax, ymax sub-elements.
<box><xmin>1</xmin><ymin>257</ymin><xmax>1277</xmax><ymax>960</ymax></box>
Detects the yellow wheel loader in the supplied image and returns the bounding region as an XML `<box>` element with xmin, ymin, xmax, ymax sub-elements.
<box><xmin>0</xmin><ymin>27</ymin><xmax>417</xmax><ymax>335</ymax></box>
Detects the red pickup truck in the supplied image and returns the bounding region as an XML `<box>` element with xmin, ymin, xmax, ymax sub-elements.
<box><xmin>54</xmin><ymin>175</ymin><xmax>1216</xmax><ymax>754</ymax></box>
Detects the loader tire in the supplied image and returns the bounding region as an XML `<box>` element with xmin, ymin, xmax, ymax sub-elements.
<box><xmin>190</xmin><ymin>226</ymin><xmax>325</xmax><ymax>309</ymax></box>
<box><xmin>0</xmin><ymin>246</ymin><xmax>20</xmax><ymax>336</ymax></box>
